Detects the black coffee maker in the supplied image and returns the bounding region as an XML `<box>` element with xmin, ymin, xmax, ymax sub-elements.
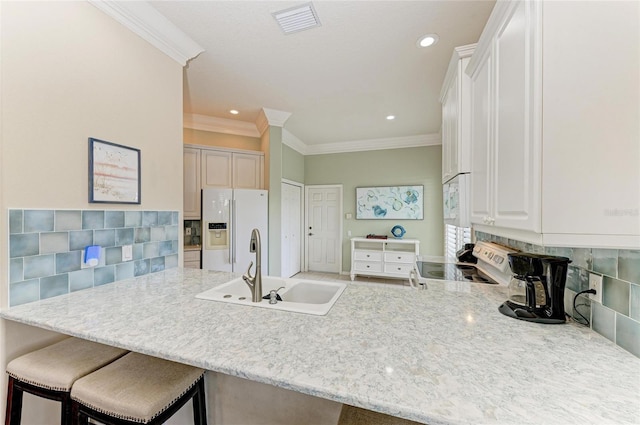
<box><xmin>498</xmin><ymin>253</ymin><xmax>571</xmax><ymax>324</ymax></box>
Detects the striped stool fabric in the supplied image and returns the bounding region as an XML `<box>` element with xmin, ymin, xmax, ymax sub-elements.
<box><xmin>70</xmin><ymin>352</ymin><xmax>207</xmax><ymax>425</ymax></box>
<box><xmin>5</xmin><ymin>337</ymin><xmax>128</xmax><ymax>425</ymax></box>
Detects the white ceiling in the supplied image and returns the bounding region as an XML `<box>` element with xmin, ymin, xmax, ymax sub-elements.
<box><xmin>150</xmin><ymin>1</ymin><xmax>495</xmax><ymax>147</ymax></box>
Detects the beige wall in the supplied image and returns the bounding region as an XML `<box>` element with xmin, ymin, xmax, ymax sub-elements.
<box><xmin>305</xmin><ymin>146</ymin><xmax>444</xmax><ymax>272</ymax></box>
<box><xmin>0</xmin><ymin>1</ymin><xmax>183</xmax><ymax>420</ymax></box>
<box><xmin>183</xmin><ymin>128</ymin><xmax>262</xmax><ymax>151</ymax></box>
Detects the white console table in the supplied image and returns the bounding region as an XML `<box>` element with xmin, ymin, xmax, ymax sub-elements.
<box><xmin>350</xmin><ymin>237</ymin><xmax>420</xmax><ymax>281</ymax></box>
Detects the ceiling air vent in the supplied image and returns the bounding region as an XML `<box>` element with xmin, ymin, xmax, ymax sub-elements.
<box><xmin>272</xmin><ymin>2</ymin><xmax>321</xmax><ymax>35</ymax></box>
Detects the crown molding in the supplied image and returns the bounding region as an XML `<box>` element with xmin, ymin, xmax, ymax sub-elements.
<box><xmin>467</xmin><ymin>0</ymin><xmax>514</xmax><ymax>77</ymax></box>
<box><xmin>183</xmin><ymin>114</ymin><xmax>260</xmax><ymax>138</ymax></box>
<box><xmin>439</xmin><ymin>43</ymin><xmax>476</xmax><ymax>102</ymax></box>
<box><xmin>304</xmin><ymin>133</ymin><xmax>441</xmax><ymax>155</ymax></box>
<box><xmin>257</xmin><ymin>108</ymin><xmax>292</xmax><ymax>134</ymax></box>
<box><xmin>183</xmin><ymin>111</ymin><xmax>440</xmax><ymax>155</ymax></box>
<box><xmin>282</xmin><ymin>129</ymin><xmax>309</xmax><ymax>155</ymax></box>
<box><xmin>89</xmin><ymin>0</ymin><xmax>204</xmax><ymax>66</ymax></box>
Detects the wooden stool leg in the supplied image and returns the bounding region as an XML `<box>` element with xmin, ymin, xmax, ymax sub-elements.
<box><xmin>71</xmin><ymin>400</ymin><xmax>90</xmax><ymax>425</ymax></box>
<box><xmin>60</xmin><ymin>393</ymin><xmax>72</xmax><ymax>425</ymax></box>
<box><xmin>5</xmin><ymin>377</ymin><xmax>24</xmax><ymax>425</ymax></box>
<box><xmin>192</xmin><ymin>378</ymin><xmax>207</xmax><ymax>425</ymax></box>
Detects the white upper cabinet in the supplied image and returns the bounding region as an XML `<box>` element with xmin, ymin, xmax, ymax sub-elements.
<box><xmin>440</xmin><ymin>44</ymin><xmax>475</xmax><ymax>183</ymax></box>
<box><xmin>467</xmin><ymin>0</ymin><xmax>639</xmax><ymax>248</ymax></box>
<box><xmin>469</xmin><ymin>47</ymin><xmax>492</xmax><ymax>227</ymax></box>
<box><xmin>492</xmin><ymin>0</ymin><xmax>540</xmax><ymax>232</ymax></box>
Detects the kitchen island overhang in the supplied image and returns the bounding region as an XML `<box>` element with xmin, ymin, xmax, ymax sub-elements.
<box><xmin>2</xmin><ymin>268</ymin><xmax>638</xmax><ymax>425</ymax></box>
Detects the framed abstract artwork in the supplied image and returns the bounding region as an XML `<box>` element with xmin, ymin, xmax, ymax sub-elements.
<box><xmin>356</xmin><ymin>185</ymin><xmax>423</xmax><ymax>220</ymax></box>
<box><xmin>89</xmin><ymin>138</ymin><xmax>141</xmax><ymax>204</ymax></box>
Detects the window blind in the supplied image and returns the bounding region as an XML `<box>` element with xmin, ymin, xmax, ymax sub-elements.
<box><xmin>444</xmin><ymin>224</ymin><xmax>471</xmax><ymax>262</ymax></box>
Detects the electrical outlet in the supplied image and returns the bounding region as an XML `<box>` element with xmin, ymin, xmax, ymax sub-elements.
<box><xmin>589</xmin><ymin>272</ymin><xmax>603</xmax><ymax>304</ymax></box>
<box><xmin>186</xmin><ymin>228</ymin><xmax>192</xmax><ymax>236</ymax></box>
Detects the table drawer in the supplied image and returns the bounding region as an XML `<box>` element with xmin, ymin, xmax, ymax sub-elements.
<box><xmin>384</xmin><ymin>263</ymin><xmax>414</xmax><ymax>275</ymax></box>
<box><xmin>384</xmin><ymin>252</ymin><xmax>416</xmax><ymax>264</ymax></box>
<box><xmin>353</xmin><ymin>261</ymin><xmax>383</xmax><ymax>273</ymax></box>
<box><xmin>354</xmin><ymin>250</ymin><xmax>383</xmax><ymax>262</ymax></box>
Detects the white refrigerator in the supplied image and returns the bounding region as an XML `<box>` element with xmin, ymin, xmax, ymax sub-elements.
<box><xmin>202</xmin><ymin>188</ymin><xmax>268</xmax><ymax>274</ymax></box>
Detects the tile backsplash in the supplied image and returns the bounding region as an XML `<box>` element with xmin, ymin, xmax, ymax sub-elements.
<box><xmin>9</xmin><ymin>209</ymin><xmax>179</xmax><ymax>307</ymax></box>
<box><xmin>184</xmin><ymin>220</ymin><xmax>201</xmax><ymax>246</ymax></box>
<box><xmin>475</xmin><ymin>231</ymin><xmax>640</xmax><ymax>358</ymax></box>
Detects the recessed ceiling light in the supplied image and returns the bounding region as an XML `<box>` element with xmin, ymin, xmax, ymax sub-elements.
<box><xmin>386</xmin><ymin>115</ymin><xmax>396</xmax><ymax>120</ymax></box>
<box><xmin>417</xmin><ymin>34</ymin><xmax>439</xmax><ymax>48</ymax></box>
<box><xmin>229</xmin><ymin>110</ymin><xmax>239</xmax><ymax>115</ymax></box>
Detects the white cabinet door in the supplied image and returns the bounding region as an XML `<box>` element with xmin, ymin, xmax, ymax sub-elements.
<box><xmin>467</xmin><ymin>0</ymin><xmax>638</xmax><ymax>248</ymax></box>
<box><xmin>441</xmin><ymin>80</ymin><xmax>458</xmax><ymax>183</ymax></box>
<box><xmin>233</xmin><ymin>153</ymin><xmax>263</xmax><ymax>189</ymax></box>
<box><xmin>440</xmin><ymin>45</ymin><xmax>474</xmax><ymax>184</ymax></box>
<box><xmin>183</xmin><ymin>147</ymin><xmax>201</xmax><ymax>219</ymax></box>
<box><xmin>469</xmin><ymin>49</ymin><xmax>493</xmax><ymax>226</ymax></box>
<box><xmin>201</xmin><ymin>150</ymin><xmax>232</xmax><ymax>188</ymax></box>
<box><xmin>493</xmin><ymin>0</ymin><xmax>540</xmax><ymax>232</ymax></box>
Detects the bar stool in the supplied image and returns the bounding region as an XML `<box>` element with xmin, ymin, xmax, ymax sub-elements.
<box><xmin>5</xmin><ymin>337</ymin><xmax>128</xmax><ymax>425</ymax></box>
<box><xmin>337</xmin><ymin>404</ymin><xmax>423</xmax><ymax>425</ymax></box>
<box><xmin>70</xmin><ymin>352</ymin><xmax>207</xmax><ymax>425</ymax></box>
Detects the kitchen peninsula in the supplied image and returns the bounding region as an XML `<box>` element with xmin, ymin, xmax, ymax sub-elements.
<box><xmin>2</xmin><ymin>268</ymin><xmax>638</xmax><ymax>424</ymax></box>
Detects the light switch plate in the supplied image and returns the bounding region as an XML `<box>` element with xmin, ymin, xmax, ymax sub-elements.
<box><xmin>122</xmin><ymin>244</ymin><xmax>133</xmax><ymax>262</ymax></box>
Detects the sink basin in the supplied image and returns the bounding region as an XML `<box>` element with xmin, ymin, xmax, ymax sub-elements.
<box><xmin>196</xmin><ymin>276</ymin><xmax>347</xmax><ymax>316</ymax></box>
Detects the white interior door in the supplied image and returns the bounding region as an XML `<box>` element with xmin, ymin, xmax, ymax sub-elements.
<box><xmin>306</xmin><ymin>185</ymin><xmax>342</xmax><ymax>273</ymax></box>
<box><xmin>281</xmin><ymin>182</ymin><xmax>302</xmax><ymax>278</ymax></box>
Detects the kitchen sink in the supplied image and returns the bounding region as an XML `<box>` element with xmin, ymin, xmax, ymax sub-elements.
<box><xmin>196</xmin><ymin>276</ymin><xmax>347</xmax><ymax>316</ymax></box>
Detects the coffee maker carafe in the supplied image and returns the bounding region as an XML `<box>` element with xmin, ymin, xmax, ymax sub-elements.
<box><xmin>499</xmin><ymin>253</ymin><xmax>571</xmax><ymax>324</ymax></box>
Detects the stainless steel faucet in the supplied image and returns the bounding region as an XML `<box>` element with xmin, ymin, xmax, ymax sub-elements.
<box><xmin>242</xmin><ymin>228</ymin><xmax>262</xmax><ymax>302</ymax></box>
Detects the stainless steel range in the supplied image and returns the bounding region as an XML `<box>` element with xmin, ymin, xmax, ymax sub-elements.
<box><xmin>415</xmin><ymin>261</ymin><xmax>499</xmax><ymax>283</ymax></box>
<box><xmin>414</xmin><ymin>241</ymin><xmax>517</xmax><ymax>286</ymax></box>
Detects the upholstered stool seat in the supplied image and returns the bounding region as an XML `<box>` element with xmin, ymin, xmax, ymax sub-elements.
<box><xmin>5</xmin><ymin>337</ymin><xmax>128</xmax><ymax>425</ymax></box>
<box><xmin>70</xmin><ymin>352</ymin><xmax>207</xmax><ymax>425</ymax></box>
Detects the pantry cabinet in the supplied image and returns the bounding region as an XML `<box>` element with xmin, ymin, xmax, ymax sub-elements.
<box><xmin>201</xmin><ymin>149</ymin><xmax>263</xmax><ymax>189</ymax></box>
<box><xmin>467</xmin><ymin>0</ymin><xmax>639</xmax><ymax>248</ymax></box>
<box><xmin>183</xmin><ymin>147</ymin><xmax>201</xmax><ymax>219</ymax></box>
<box><xmin>183</xmin><ymin>145</ymin><xmax>265</xmax><ymax>219</ymax></box>
<box><xmin>440</xmin><ymin>44</ymin><xmax>475</xmax><ymax>184</ymax></box>
<box><xmin>184</xmin><ymin>250</ymin><xmax>201</xmax><ymax>269</ymax></box>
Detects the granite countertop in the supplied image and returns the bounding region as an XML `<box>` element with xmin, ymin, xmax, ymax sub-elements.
<box><xmin>2</xmin><ymin>268</ymin><xmax>639</xmax><ymax>424</ymax></box>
